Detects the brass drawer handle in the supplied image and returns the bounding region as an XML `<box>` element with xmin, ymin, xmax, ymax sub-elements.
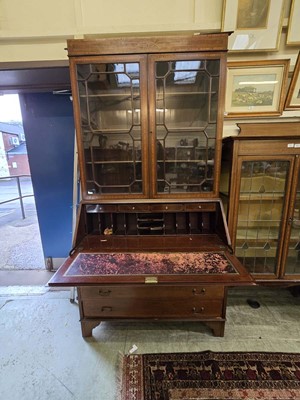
<box><xmin>192</xmin><ymin>307</ymin><xmax>204</xmax><ymax>314</ymax></box>
<box><xmin>192</xmin><ymin>288</ymin><xmax>206</xmax><ymax>295</ymax></box>
<box><xmin>101</xmin><ymin>306</ymin><xmax>113</xmax><ymax>312</ymax></box>
<box><xmin>98</xmin><ymin>290</ymin><xmax>112</xmax><ymax>296</ymax></box>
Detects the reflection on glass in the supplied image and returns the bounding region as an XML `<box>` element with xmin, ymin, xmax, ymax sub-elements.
<box><xmin>285</xmin><ymin>171</ymin><xmax>300</xmax><ymax>275</ymax></box>
<box><xmin>173</xmin><ymin>61</ymin><xmax>202</xmax><ymax>84</ymax></box>
<box><xmin>76</xmin><ymin>62</ymin><xmax>143</xmax><ymax>194</ymax></box>
<box><xmin>235</xmin><ymin>160</ymin><xmax>289</xmax><ymax>274</ymax></box>
<box><xmin>154</xmin><ymin>59</ymin><xmax>220</xmax><ymax>193</ymax></box>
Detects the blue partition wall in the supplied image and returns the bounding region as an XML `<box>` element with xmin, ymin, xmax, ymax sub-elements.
<box><xmin>19</xmin><ymin>92</ymin><xmax>75</xmax><ymax>264</ymax></box>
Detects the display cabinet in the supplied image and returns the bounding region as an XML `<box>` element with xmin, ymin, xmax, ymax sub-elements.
<box><xmin>221</xmin><ymin>122</ymin><xmax>300</xmax><ymax>284</ymax></box>
<box><xmin>68</xmin><ymin>34</ymin><xmax>229</xmax><ymax>200</ymax></box>
<box><xmin>48</xmin><ymin>34</ymin><xmax>253</xmax><ymax>338</ymax></box>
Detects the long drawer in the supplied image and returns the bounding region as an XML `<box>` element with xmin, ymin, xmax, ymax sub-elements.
<box><xmin>79</xmin><ymin>285</ymin><xmax>225</xmax><ymax>300</ymax></box>
<box><xmin>82</xmin><ymin>297</ymin><xmax>224</xmax><ymax>318</ymax></box>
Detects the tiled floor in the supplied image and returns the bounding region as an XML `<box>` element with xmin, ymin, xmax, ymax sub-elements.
<box><xmin>0</xmin><ymin>285</ymin><xmax>300</xmax><ymax>400</ymax></box>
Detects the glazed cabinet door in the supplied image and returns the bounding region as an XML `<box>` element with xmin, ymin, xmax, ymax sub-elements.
<box><xmin>69</xmin><ymin>54</ymin><xmax>149</xmax><ymax>199</ymax></box>
<box><xmin>148</xmin><ymin>52</ymin><xmax>226</xmax><ymax>198</ymax></box>
<box><xmin>70</xmin><ymin>50</ymin><xmax>226</xmax><ymax>200</ymax></box>
<box><xmin>231</xmin><ymin>155</ymin><xmax>294</xmax><ymax>279</ymax></box>
<box><xmin>280</xmin><ymin>158</ymin><xmax>300</xmax><ymax>279</ymax></box>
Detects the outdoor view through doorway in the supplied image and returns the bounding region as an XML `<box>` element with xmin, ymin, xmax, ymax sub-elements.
<box><xmin>0</xmin><ymin>94</ymin><xmax>45</xmax><ymax>272</ymax></box>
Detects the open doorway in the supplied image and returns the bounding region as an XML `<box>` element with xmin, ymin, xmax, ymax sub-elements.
<box><xmin>0</xmin><ymin>94</ymin><xmax>45</xmax><ymax>272</ymax></box>
<box><xmin>0</xmin><ymin>66</ymin><xmax>75</xmax><ymax>285</ymax></box>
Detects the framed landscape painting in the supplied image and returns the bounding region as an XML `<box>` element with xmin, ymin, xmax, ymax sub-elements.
<box><xmin>225</xmin><ymin>59</ymin><xmax>290</xmax><ymax>118</ymax></box>
<box><xmin>222</xmin><ymin>0</ymin><xmax>285</xmax><ymax>52</ymax></box>
<box><xmin>285</xmin><ymin>52</ymin><xmax>300</xmax><ymax>109</ymax></box>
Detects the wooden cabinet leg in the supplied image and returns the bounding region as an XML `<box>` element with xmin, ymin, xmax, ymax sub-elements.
<box><xmin>81</xmin><ymin>320</ymin><xmax>101</xmax><ymax>337</ymax></box>
<box><xmin>205</xmin><ymin>321</ymin><xmax>225</xmax><ymax>337</ymax></box>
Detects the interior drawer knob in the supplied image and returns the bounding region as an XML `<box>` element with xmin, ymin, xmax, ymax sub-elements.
<box><xmin>192</xmin><ymin>288</ymin><xmax>206</xmax><ymax>295</ymax></box>
<box><xmin>98</xmin><ymin>290</ymin><xmax>112</xmax><ymax>296</ymax></box>
<box><xmin>101</xmin><ymin>306</ymin><xmax>113</xmax><ymax>312</ymax></box>
<box><xmin>192</xmin><ymin>307</ymin><xmax>204</xmax><ymax>314</ymax></box>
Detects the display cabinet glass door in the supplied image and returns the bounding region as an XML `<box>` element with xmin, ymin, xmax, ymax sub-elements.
<box><xmin>149</xmin><ymin>54</ymin><xmax>222</xmax><ymax>195</ymax></box>
<box><xmin>234</xmin><ymin>157</ymin><xmax>290</xmax><ymax>276</ymax></box>
<box><xmin>284</xmin><ymin>161</ymin><xmax>300</xmax><ymax>276</ymax></box>
<box><xmin>73</xmin><ymin>55</ymin><xmax>148</xmax><ymax>196</ymax></box>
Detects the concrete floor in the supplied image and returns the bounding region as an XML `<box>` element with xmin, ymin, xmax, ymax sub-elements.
<box><xmin>1</xmin><ymin>179</ymin><xmax>300</xmax><ymax>399</ymax></box>
<box><xmin>0</xmin><ymin>285</ymin><xmax>299</xmax><ymax>400</ymax></box>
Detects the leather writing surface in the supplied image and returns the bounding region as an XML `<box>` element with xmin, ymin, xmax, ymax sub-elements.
<box><xmin>64</xmin><ymin>252</ymin><xmax>236</xmax><ymax>277</ymax></box>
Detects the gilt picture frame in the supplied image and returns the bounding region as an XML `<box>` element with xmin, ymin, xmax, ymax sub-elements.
<box><xmin>225</xmin><ymin>59</ymin><xmax>290</xmax><ymax>118</ymax></box>
<box><xmin>287</xmin><ymin>0</ymin><xmax>300</xmax><ymax>45</ymax></box>
<box><xmin>222</xmin><ymin>0</ymin><xmax>285</xmax><ymax>52</ymax></box>
<box><xmin>285</xmin><ymin>52</ymin><xmax>300</xmax><ymax>109</ymax></box>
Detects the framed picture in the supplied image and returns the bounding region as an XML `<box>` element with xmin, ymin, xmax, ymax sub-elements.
<box><xmin>222</xmin><ymin>0</ymin><xmax>285</xmax><ymax>52</ymax></box>
<box><xmin>225</xmin><ymin>59</ymin><xmax>290</xmax><ymax>118</ymax></box>
<box><xmin>287</xmin><ymin>0</ymin><xmax>300</xmax><ymax>45</ymax></box>
<box><xmin>285</xmin><ymin>52</ymin><xmax>300</xmax><ymax>109</ymax></box>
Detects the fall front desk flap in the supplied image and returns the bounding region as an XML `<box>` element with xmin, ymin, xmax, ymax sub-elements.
<box><xmin>48</xmin><ymin>251</ymin><xmax>254</xmax><ymax>286</ymax></box>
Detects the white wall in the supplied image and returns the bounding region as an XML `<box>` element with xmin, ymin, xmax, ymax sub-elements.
<box><xmin>0</xmin><ymin>0</ymin><xmax>223</xmax><ymax>62</ymax></box>
<box><xmin>0</xmin><ymin>0</ymin><xmax>299</xmax><ymax>130</ymax></box>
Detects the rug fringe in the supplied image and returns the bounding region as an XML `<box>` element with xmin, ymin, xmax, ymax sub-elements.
<box><xmin>116</xmin><ymin>352</ymin><xmax>144</xmax><ymax>400</ymax></box>
<box><xmin>115</xmin><ymin>351</ymin><xmax>125</xmax><ymax>400</ymax></box>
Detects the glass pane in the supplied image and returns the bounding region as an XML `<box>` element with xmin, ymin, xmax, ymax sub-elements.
<box><xmin>154</xmin><ymin>59</ymin><xmax>220</xmax><ymax>194</ymax></box>
<box><xmin>285</xmin><ymin>170</ymin><xmax>300</xmax><ymax>275</ymax></box>
<box><xmin>235</xmin><ymin>160</ymin><xmax>289</xmax><ymax>274</ymax></box>
<box><xmin>76</xmin><ymin>62</ymin><xmax>143</xmax><ymax>195</ymax></box>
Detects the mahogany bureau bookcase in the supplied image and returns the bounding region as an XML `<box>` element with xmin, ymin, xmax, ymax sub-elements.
<box><xmin>48</xmin><ymin>33</ymin><xmax>253</xmax><ymax>338</ymax></box>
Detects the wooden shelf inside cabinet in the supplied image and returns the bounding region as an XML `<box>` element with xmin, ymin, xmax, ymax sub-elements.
<box><xmin>239</xmin><ymin>195</ymin><xmax>285</xmax><ymax>201</ymax></box>
<box><xmin>157</xmin><ymin>91</ymin><xmax>218</xmax><ymax>96</ymax></box>
<box><xmin>79</xmin><ymin>93</ymin><xmax>139</xmax><ymax>98</ymax></box>
<box><xmin>236</xmin><ymin>226</ymin><xmax>281</xmax><ymax>234</ymax></box>
<box><xmin>158</xmin><ymin>160</ymin><xmax>215</xmax><ymax>164</ymax></box>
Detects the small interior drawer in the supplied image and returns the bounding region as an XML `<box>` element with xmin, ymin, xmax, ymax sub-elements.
<box><xmin>150</xmin><ymin>204</ymin><xmax>184</xmax><ymax>212</ymax></box>
<box><xmin>85</xmin><ymin>204</ymin><xmax>117</xmax><ymax>213</ymax></box>
<box><xmin>118</xmin><ymin>204</ymin><xmax>150</xmax><ymax>212</ymax></box>
<box><xmin>185</xmin><ymin>203</ymin><xmax>216</xmax><ymax>211</ymax></box>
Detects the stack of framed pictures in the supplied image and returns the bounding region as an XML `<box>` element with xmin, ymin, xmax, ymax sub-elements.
<box><xmin>222</xmin><ymin>0</ymin><xmax>300</xmax><ymax>116</ymax></box>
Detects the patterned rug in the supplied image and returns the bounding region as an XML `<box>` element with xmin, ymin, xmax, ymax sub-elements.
<box><xmin>120</xmin><ymin>351</ymin><xmax>300</xmax><ymax>400</ymax></box>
